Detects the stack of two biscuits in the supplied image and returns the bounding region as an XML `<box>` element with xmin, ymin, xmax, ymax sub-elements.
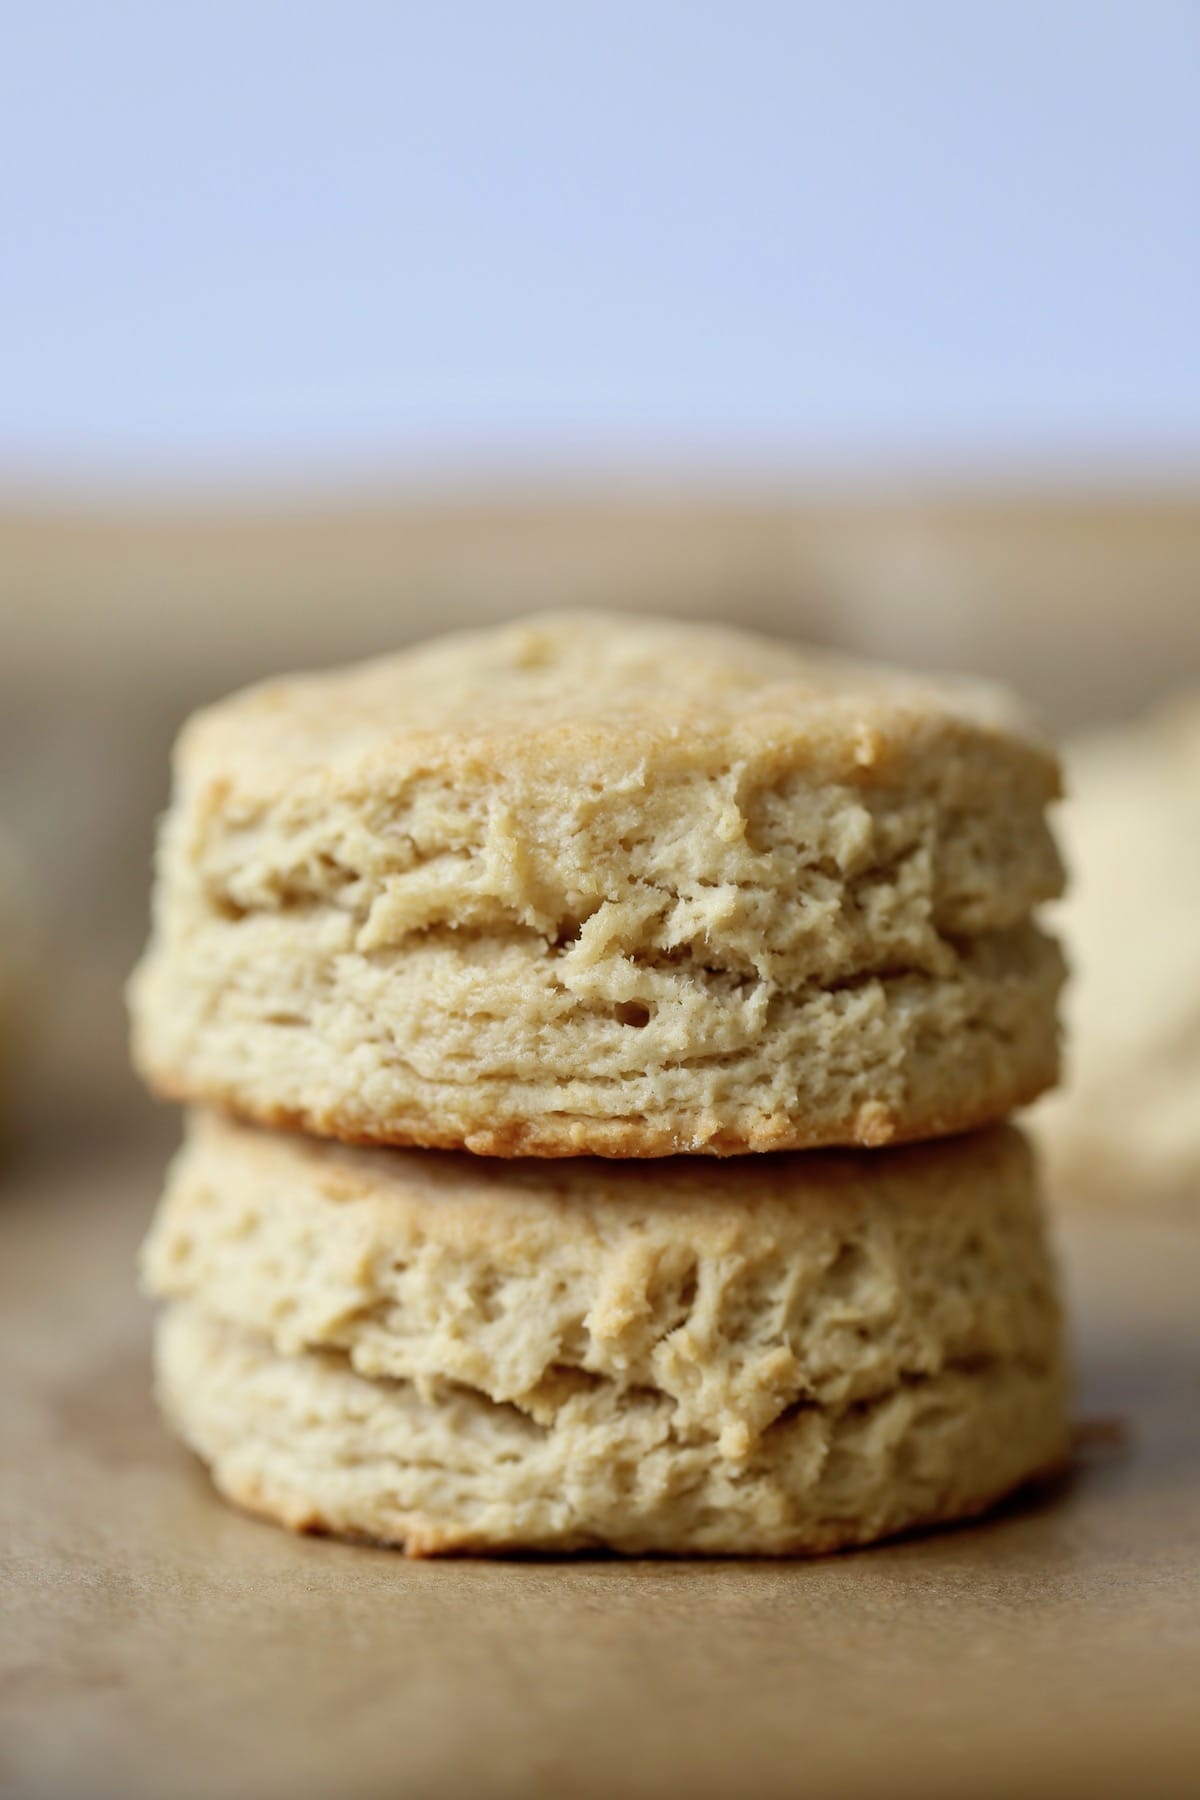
<box><xmin>131</xmin><ymin>615</ymin><xmax>1070</xmax><ymax>1556</ymax></box>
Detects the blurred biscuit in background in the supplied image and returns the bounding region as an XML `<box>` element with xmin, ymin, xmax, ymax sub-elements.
<box><xmin>1038</xmin><ymin>693</ymin><xmax>1200</xmax><ymax>1216</ymax></box>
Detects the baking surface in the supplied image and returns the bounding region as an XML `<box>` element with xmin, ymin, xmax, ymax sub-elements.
<box><xmin>4</xmin><ymin>1134</ymin><xmax>1199</xmax><ymax>1800</ymax></box>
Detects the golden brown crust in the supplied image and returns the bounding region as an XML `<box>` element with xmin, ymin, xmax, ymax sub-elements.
<box><xmin>143</xmin><ymin>1051</ymin><xmax>1059</xmax><ymax>1158</ymax></box>
<box><xmin>153</xmin><ymin>1098</ymin><xmax>1040</xmax><ymax>1206</ymax></box>
<box><xmin>171</xmin><ymin>611</ymin><xmax>1060</xmax><ymax>798</ymax></box>
<box><xmin>212</xmin><ymin>1446</ymin><xmax>1073</xmax><ymax>1560</ymax></box>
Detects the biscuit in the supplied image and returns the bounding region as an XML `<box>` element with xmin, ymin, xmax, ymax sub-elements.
<box><xmin>146</xmin><ymin>1111</ymin><xmax>1068</xmax><ymax>1555</ymax></box>
<box><xmin>1038</xmin><ymin>693</ymin><xmax>1200</xmax><ymax>1213</ymax></box>
<box><xmin>130</xmin><ymin>613</ymin><xmax>1065</xmax><ymax>1154</ymax></box>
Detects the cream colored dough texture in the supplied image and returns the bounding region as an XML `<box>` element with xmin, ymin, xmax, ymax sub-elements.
<box><xmin>1038</xmin><ymin>694</ymin><xmax>1200</xmax><ymax>1213</ymax></box>
<box><xmin>130</xmin><ymin>614</ymin><xmax>1065</xmax><ymax>1155</ymax></box>
<box><xmin>146</xmin><ymin>1112</ymin><xmax>1068</xmax><ymax>1555</ymax></box>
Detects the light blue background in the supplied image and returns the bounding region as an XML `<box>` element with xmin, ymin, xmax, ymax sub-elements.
<box><xmin>3</xmin><ymin>1</ymin><xmax>1199</xmax><ymax>482</ymax></box>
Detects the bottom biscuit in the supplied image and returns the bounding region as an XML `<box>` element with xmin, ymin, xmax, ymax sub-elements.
<box><xmin>156</xmin><ymin>1301</ymin><xmax>1068</xmax><ymax>1557</ymax></box>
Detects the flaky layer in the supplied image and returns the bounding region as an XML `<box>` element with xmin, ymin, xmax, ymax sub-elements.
<box><xmin>144</xmin><ymin>1111</ymin><xmax>1062</xmax><ymax>1460</ymax></box>
<box><xmin>133</xmin><ymin>917</ymin><xmax>1062</xmax><ymax>1154</ymax></box>
<box><xmin>156</xmin><ymin>1303</ymin><xmax>1069</xmax><ymax>1557</ymax></box>
<box><xmin>130</xmin><ymin>614</ymin><xmax>1063</xmax><ymax>1153</ymax></box>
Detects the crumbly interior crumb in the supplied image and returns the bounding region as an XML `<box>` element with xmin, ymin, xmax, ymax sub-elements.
<box><xmin>144</xmin><ymin>1112</ymin><xmax>1063</xmax><ymax>1461</ymax></box>
<box><xmin>156</xmin><ymin>1301</ymin><xmax>1068</xmax><ymax>1556</ymax></box>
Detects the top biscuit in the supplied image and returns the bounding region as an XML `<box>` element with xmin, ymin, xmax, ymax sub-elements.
<box><xmin>130</xmin><ymin>612</ymin><xmax>1065</xmax><ymax>1155</ymax></box>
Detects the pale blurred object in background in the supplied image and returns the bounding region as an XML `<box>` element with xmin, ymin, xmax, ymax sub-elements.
<box><xmin>1038</xmin><ymin>694</ymin><xmax>1200</xmax><ymax>1216</ymax></box>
